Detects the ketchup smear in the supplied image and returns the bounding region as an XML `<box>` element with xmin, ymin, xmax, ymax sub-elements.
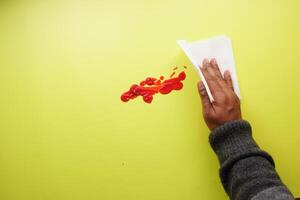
<box><xmin>120</xmin><ymin>66</ymin><xmax>187</xmax><ymax>104</ymax></box>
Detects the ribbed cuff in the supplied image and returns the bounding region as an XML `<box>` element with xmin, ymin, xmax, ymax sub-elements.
<box><xmin>209</xmin><ymin>120</ymin><xmax>259</xmax><ymax>164</ymax></box>
<box><xmin>209</xmin><ymin>120</ymin><xmax>258</xmax><ymax>164</ymax></box>
<box><xmin>209</xmin><ymin>120</ymin><xmax>275</xmax><ymax>191</ymax></box>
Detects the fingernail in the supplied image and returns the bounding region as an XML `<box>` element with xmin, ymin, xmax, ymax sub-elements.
<box><xmin>198</xmin><ymin>82</ymin><xmax>206</xmax><ymax>94</ymax></box>
<box><xmin>225</xmin><ymin>70</ymin><xmax>230</xmax><ymax>77</ymax></box>
<box><xmin>211</xmin><ymin>58</ymin><xmax>217</xmax><ymax>64</ymax></box>
<box><xmin>202</xmin><ymin>59</ymin><xmax>209</xmax><ymax>68</ymax></box>
<box><xmin>199</xmin><ymin>81</ymin><xmax>204</xmax><ymax>88</ymax></box>
<box><xmin>200</xmin><ymin>59</ymin><xmax>208</xmax><ymax>69</ymax></box>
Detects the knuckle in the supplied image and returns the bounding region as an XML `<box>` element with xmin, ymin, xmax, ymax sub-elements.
<box><xmin>226</xmin><ymin>105</ymin><xmax>235</xmax><ymax>112</ymax></box>
<box><xmin>199</xmin><ymin>87</ymin><xmax>206</xmax><ymax>95</ymax></box>
<box><xmin>206</xmin><ymin>76</ymin><xmax>216</xmax><ymax>81</ymax></box>
<box><xmin>225</xmin><ymin>92</ymin><xmax>238</xmax><ymax>103</ymax></box>
<box><xmin>203</xmin><ymin>111</ymin><xmax>212</xmax><ymax>120</ymax></box>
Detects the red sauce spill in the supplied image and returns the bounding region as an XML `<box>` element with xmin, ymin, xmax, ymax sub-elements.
<box><xmin>120</xmin><ymin>66</ymin><xmax>187</xmax><ymax>104</ymax></box>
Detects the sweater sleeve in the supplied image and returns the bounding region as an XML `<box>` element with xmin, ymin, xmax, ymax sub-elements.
<box><xmin>209</xmin><ymin>120</ymin><xmax>294</xmax><ymax>200</ymax></box>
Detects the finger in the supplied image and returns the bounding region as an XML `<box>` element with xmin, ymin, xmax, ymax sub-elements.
<box><xmin>210</xmin><ymin>58</ymin><xmax>223</xmax><ymax>78</ymax></box>
<box><xmin>210</xmin><ymin>58</ymin><xmax>228</xmax><ymax>89</ymax></box>
<box><xmin>200</xmin><ymin>59</ymin><xmax>223</xmax><ymax>98</ymax></box>
<box><xmin>197</xmin><ymin>81</ymin><xmax>212</xmax><ymax>111</ymax></box>
<box><xmin>224</xmin><ymin>70</ymin><xmax>234</xmax><ymax>90</ymax></box>
<box><xmin>206</xmin><ymin>60</ymin><xmax>218</xmax><ymax>78</ymax></box>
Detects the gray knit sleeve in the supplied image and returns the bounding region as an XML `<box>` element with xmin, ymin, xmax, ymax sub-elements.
<box><xmin>209</xmin><ymin>120</ymin><xmax>294</xmax><ymax>200</ymax></box>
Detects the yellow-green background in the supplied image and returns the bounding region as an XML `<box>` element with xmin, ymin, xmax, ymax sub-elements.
<box><xmin>0</xmin><ymin>0</ymin><xmax>299</xmax><ymax>199</ymax></box>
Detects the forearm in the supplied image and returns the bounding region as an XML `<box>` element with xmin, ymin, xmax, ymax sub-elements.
<box><xmin>209</xmin><ymin>120</ymin><xmax>294</xmax><ymax>200</ymax></box>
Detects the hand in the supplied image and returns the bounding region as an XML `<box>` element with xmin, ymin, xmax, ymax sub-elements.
<box><xmin>197</xmin><ymin>58</ymin><xmax>242</xmax><ymax>131</ymax></box>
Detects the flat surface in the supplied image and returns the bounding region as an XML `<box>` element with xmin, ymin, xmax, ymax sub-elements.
<box><xmin>0</xmin><ymin>0</ymin><xmax>299</xmax><ymax>199</ymax></box>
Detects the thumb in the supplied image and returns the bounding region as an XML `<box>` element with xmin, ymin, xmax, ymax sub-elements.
<box><xmin>197</xmin><ymin>81</ymin><xmax>212</xmax><ymax>111</ymax></box>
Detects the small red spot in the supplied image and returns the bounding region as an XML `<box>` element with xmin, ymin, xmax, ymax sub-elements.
<box><xmin>140</xmin><ymin>81</ymin><xmax>146</xmax><ymax>86</ymax></box>
<box><xmin>145</xmin><ymin>77</ymin><xmax>156</xmax><ymax>85</ymax></box>
<box><xmin>170</xmin><ymin>71</ymin><xmax>176</xmax><ymax>78</ymax></box>
<box><xmin>155</xmin><ymin>80</ymin><xmax>161</xmax><ymax>85</ymax></box>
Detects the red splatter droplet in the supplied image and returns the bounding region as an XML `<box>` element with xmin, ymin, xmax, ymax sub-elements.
<box><xmin>140</xmin><ymin>80</ymin><xmax>146</xmax><ymax>86</ymax></box>
<box><xmin>120</xmin><ymin>67</ymin><xmax>187</xmax><ymax>104</ymax></box>
<box><xmin>170</xmin><ymin>71</ymin><xmax>176</xmax><ymax>78</ymax></box>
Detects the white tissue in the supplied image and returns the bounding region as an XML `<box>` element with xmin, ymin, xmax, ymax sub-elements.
<box><xmin>177</xmin><ymin>35</ymin><xmax>240</xmax><ymax>102</ymax></box>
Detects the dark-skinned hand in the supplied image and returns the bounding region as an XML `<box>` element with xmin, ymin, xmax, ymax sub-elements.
<box><xmin>197</xmin><ymin>58</ymin><xmax>242</xmax><ymax>131</ymax></box>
